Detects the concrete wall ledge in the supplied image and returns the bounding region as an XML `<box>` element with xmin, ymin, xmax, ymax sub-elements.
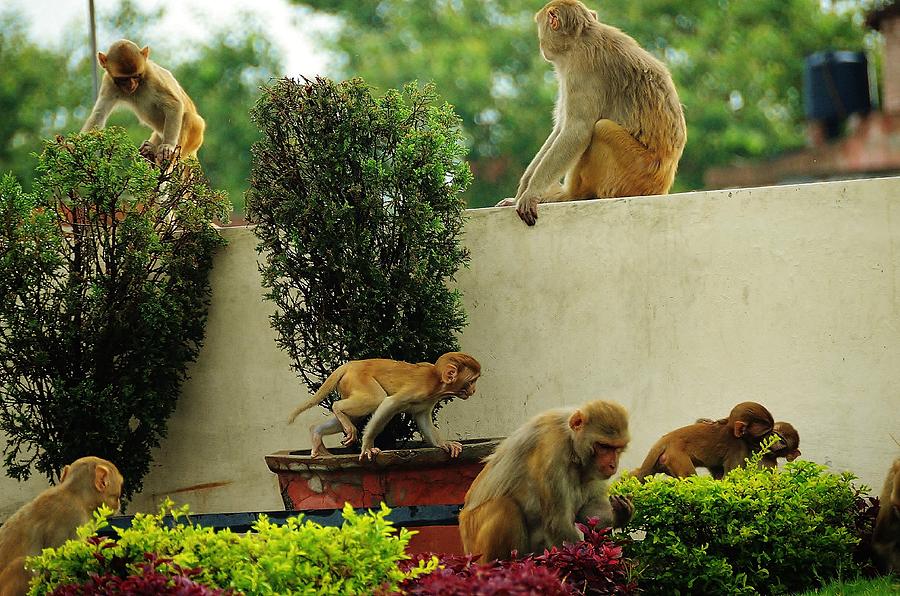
<box><xmin>2</xmin><ymin>177</ymin><xmax>899</xmax><ymax>517</ymax></box>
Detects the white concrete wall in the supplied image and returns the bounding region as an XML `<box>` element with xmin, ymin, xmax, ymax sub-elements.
<box><xmin>2</xmin><ymin>177</ymin><xmax>899</xmax><ymax>518</ymax></box>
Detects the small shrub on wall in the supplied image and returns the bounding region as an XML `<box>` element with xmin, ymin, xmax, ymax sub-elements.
<box><xmin>613</xmin><ymin>454</ymin><xmax>867</xmax><ymax>595</ymax></box>
<box><xmin>0</xmin><ymin>129</ymin><xmax>229</xmax><ymax>500</ymax></box>
<box><xmin>246</xmin><ymin>76</ymin><xmax>472</xmax><ymax>446</ymax></box>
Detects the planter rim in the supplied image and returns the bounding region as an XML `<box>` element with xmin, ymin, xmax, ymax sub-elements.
<box><xmin>265</xmin><ymin>437</ymin><xmax>504</xmax><ymax>473</ymax></box>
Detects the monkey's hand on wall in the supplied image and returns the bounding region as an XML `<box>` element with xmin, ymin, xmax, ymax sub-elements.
<box><xmin>494</xmin><ymin>195</ymin><xmax>540</xmax><ymax>226</ymax></box>
<box><xmin>515</xmin><ymin>194</ymin><xmax>540</xmax><ymax>226</ymax></box>
<box><xmin>438</xmin><ymin>441</ymin><xmax>463</xmax><ymax>458</ymax></box>
<box><xmin>610</xmin><ymin>495</ymin><xmax>634</xmax><ymax>528</ymax></box>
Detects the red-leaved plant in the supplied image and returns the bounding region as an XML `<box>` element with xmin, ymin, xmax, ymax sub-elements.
<box><xmin>49</xmin><ymin>553</ymin><xmax>233</xmax><ymax>596</ymax></box>
<box><xmin>399</xmin><ymin>518</ymin><xmax>636</xmax><ymax>595</ymax></box>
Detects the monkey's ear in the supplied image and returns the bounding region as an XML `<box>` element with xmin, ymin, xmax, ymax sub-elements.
<box><xmin>590</xmin><ymin>10</ymin><xmax>598</xmax><ymax>21</ymax></box>
<box><xmin>59</xmin><ymin>465</ymin><xmax>71</xmax><ymax>482</ymax></box>
<box><xmin>547</xmin><ymin>9</ymin><xmax>560</xmax><ymax>31</ymax></box>
<box><xmin>568</xmin><ymin>410</ymin><xmax>585</xmax><ymax>431</ymax></box>
<box><xmin>97</xmin><ymin>52</ymin><xmax>108</xmax><ymax>68</ymax></box>
<box><xmin>94</xmin><ymin>465</ymin><xmax>111</xmax><ymax>492</ymax></box>
<box><xmin>733</xmin><ymin>420</ymin><xmax>747</xmax><ymax>438</ymax></box>
<box><xmin>441</xmin><ymin>363</ymin><xmax>459</xmax><ymax>384</ymax></box>
<box><xmin>141</xmin><ymin>46</ymin><xmax>150</xmax><ymax>59</ymax></box>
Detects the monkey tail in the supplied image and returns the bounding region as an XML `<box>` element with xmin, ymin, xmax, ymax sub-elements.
<box><xmin>287</xmin><ymin>363</ymin><xmax>349</xmax><ymax>424</ymax></box>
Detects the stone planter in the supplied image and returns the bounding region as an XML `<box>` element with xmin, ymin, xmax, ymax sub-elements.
<box><xmin>265</xmin><ymin>438</ymin><xmax>501</xmax><ymax>554</ymax></box>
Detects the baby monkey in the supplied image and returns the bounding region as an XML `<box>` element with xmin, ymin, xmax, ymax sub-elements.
<box><xmin>82</xmin><ymin>39</ymin><xmax>205</xmax><ymax>164</ymax></box>
<box><xmin>288</xmin><ymin>352</ymin><xmax>481</xmax><ymax>460</ymax></box>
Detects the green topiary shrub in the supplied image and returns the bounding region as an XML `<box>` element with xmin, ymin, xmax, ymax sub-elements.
<box><xmin>0</xmin><ymin>128</ymin><xmax>230</xmax><ymax>500</ymax></box>
<box><xmin>246</xmin><ymin>76</ymin><xmax>473</xmax><ymax>447</ymax></box>
<box><xmin>26</xmin><ymin>502</ymin><xmax>436</xmax><ymax>595</ymax></box>
<box><xmin>613</xmin><ymin>448</ymin><xmax>867</xmax><ymax>595</ymax></box>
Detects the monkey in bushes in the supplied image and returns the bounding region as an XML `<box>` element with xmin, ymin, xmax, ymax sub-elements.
<box><xmin>633</xmin><ymin>401</ymin><xmax>776</xmax><ymax>480</ymax></box>
<box><xmin>0</xmin><ymin>457</ymin><xmax>123</xmax><ymax>595</ymax></box>
<box><xmin>459</xmin><ymin>400</ymin><xmax>633</xmax><ymax>561</ymax></box>
<box><xmin>497</xmin><ymin>0</ymin><xmax>686</xmax><ymax>225</ymax></box>
<box><xmin>288</xmin><ymin>352</ymin><xmax>481</xmax><ymax>461</ymax></box>
<box><xmin>82</xmin><ymin>39</ymin><xmax>205</xmax><ymax>164</ymax></box>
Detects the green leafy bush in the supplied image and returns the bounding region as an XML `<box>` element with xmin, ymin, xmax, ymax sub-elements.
<box><xmin>0</xmin><ymin>128</ymin><xmax>230</xmax><ymax>500</ymax></box>
<box><xmin>246</xmin><ymin>76</ymin><xmax>473</xmax><ymax>446</ymax></box>
<box><xmin>27</xmin><ymin>502</ymin><xmax>435</xmax><ymax>595</ymax></box>
<box><xmin>613</xmin><ymin>451</ymin><xmax>866</xmax><ymax>595</ymax></box>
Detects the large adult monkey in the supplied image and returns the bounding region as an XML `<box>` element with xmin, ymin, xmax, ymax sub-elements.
<box><xmin>0</xmin><ymin>457</ymin><xmax>124</xmax><ymax>595</ymax></box>
<box><xmin>82</xmin><ymin>39</ymin><xmax>205</xmax><ymax>164</ymax></box>
<box><xmin>459</xmin><ymin>400</ymin><xmax>633</xmax><ymax>561</ymax></box>
<box><xmin>287</xmin><ymin>352</ymin><xmax>481</xmax><ymax>460</ymax></box>
<box><xmin>497</xmin><ymin>0</ymin><xmax>687</xmax><ymax>225</ymax></box>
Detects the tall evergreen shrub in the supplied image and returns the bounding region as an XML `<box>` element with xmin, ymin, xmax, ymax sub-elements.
<box><xmin>0</xmin><ymin>129</ymin><xmax>229</xmax><ymax>500</ymax></box>
<box><xmin>247</xmin><ymin>77</ymin><xmax>472</xmax><ymax>445</ymax></box>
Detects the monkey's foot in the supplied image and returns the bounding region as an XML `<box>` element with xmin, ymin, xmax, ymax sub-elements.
<box><xmin>495</xmin><ymin>197</ymin><xmax>516</xmax><ymax>207</ymax></box>
<box><xmin>310</xmin><ymin>445</ymin><xmax>333</xmax><ymax>457</ymax></box>
<box><xmin>139</xmin><ymin>141</ymin><xmax>157</xmax><ymax>162</ymax></box>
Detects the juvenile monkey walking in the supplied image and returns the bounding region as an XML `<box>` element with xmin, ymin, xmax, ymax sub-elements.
<box><xmin>82</xmin><ymin>39</ymin><xmax>205</xmax><ymax>164</ymax></box>
<box><xmin>498</xmin><ymin>0</ymin><xmax>687</xmax><ymax>225</ymax></box>
<box><xmin>287</xmin><ymin>352</ymin><xmax>481</xmax><ymax>461</ymax></box>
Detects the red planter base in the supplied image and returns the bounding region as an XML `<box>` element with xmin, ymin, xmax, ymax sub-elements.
<box><xmin>265</xmin><ymin>439</ymin><xmax>500</xmax><ymax>554</ymax></box>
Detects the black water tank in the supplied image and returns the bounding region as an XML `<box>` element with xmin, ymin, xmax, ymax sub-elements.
<box><xmin>804</xmin><ymin>51</ymin><xmax>871</xmax><ymax>132</ymax></box>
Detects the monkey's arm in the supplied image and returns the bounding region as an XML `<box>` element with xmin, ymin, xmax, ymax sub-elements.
<box><xmin>414</xmin><ymin>408</ymin><xmax>462</xmax><ymax>457</ymax></box>
<box><xmin>157</xmin><ymin>95</ymin><xmax>185</xmax><ymax>160</ymax></box>
<box><xmin>516</xmin><ymin>96</ymin><xmax>595</xmax><ymax>225</ymax></box>
<box><xmin>516</xmin><ymin>124</ymin><xmax>562</xmax><ymax>199</ymax></box>
<box><xmin>81</xmin><ymin>87</ymin><xmax>117</xmax><ymax>132</ymax></box>
<box><xmin>578</xmin><ymin>480</ymin><xmax>633</xmax><ymax>528</ymax></box>
<box><xmin>358</xmin><ymin>396</ymin><xmax>405</xmax><ymax>460</ymax></box>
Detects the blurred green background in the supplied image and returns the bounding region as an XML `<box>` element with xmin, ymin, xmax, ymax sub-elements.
<box><xmin>0</xmin><ymin>0</ymin><xmax>882</xmax><ymax>214</ymax></box>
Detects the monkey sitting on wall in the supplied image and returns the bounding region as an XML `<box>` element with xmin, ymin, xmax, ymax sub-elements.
<box><xmin>287</xmin><ymin>352</ymin><xmax>481</xmax><ymax>461</ymax></box>
<box><xmin>0</xmin><ymin>457</ymin><xmax>124</xmax><ymax>596</ymax></box>
<box><xmin>459</xmin><ymin>400</ymin><xmax>633</xmax><ymax>562</ymax></box>
<box><xmin>632</xmin><ymin>401</ymin><xmax>776</xmax><ymax>480</ymax></box>
<box><xmin>497</xmin><ymin>0</ymin><xmax>687</xmax><ymax>225</ymax></box>
<box><xmin>82</xmin><ymin>39</ymin><xmax>205</xmax><ymax>165</ymax></box>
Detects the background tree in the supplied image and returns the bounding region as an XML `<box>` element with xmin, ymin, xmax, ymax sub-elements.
<box><xmin>0</xmin><ymin>3</ymin><xmax>282</xmax><ymax>214</ymax></box>
<box><xmin>291</xmin><ymin>0</ymin><xmax>875</xmax><ymax>206</ymax></box>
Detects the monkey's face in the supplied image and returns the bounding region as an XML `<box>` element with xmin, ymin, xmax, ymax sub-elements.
<box><xmin>455</xmin><ymin>373</ymin><xmax>480</xmax><ymax>399</ymax></box>
<box><xmin>104</xmin><ymin>469</ymin><xmax>124</xmax><ymax>513</ymax></box>
<box><xmin>112</xmin><ymin>72</ymin><xmax>144</xmax><ymax>95</ymax></box>
<box><xmin>593</xmin><ymin>441</ymin><xmax>627</xmax><ymax>479</ymax></box>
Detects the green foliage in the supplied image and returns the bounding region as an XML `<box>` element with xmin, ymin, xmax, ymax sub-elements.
<box><xmin>246</xmin><ymin>76</ymin><xmax>472</xmax><ymax>446</ymax></box>
<box><xmin>0</xmin><ymin>5</ymin><xmax>281</xmax><ymax>214</ymax></box>
<box><xmin>27</xmin><ymin>502</ymin><xmax>437</xmax><ymax>595</ymax></box>
<box><xmin>797</xmin><ymin>576</ymin><xmax>900</xmax><ymax>595</ymax></box>
<box><xmin>613</xmin><ymin>449</ymin><xmax>867</xmax><ymax>595</ymax></box>
<box><xmin>0</xmin><ymin>128</ymin><xmax>229</xmax><ymax>500</ymax></box>
<box><xmin>292</xmin><ymin>0</ymin><xmax>874</xmax><ymax>204</ymax></box>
